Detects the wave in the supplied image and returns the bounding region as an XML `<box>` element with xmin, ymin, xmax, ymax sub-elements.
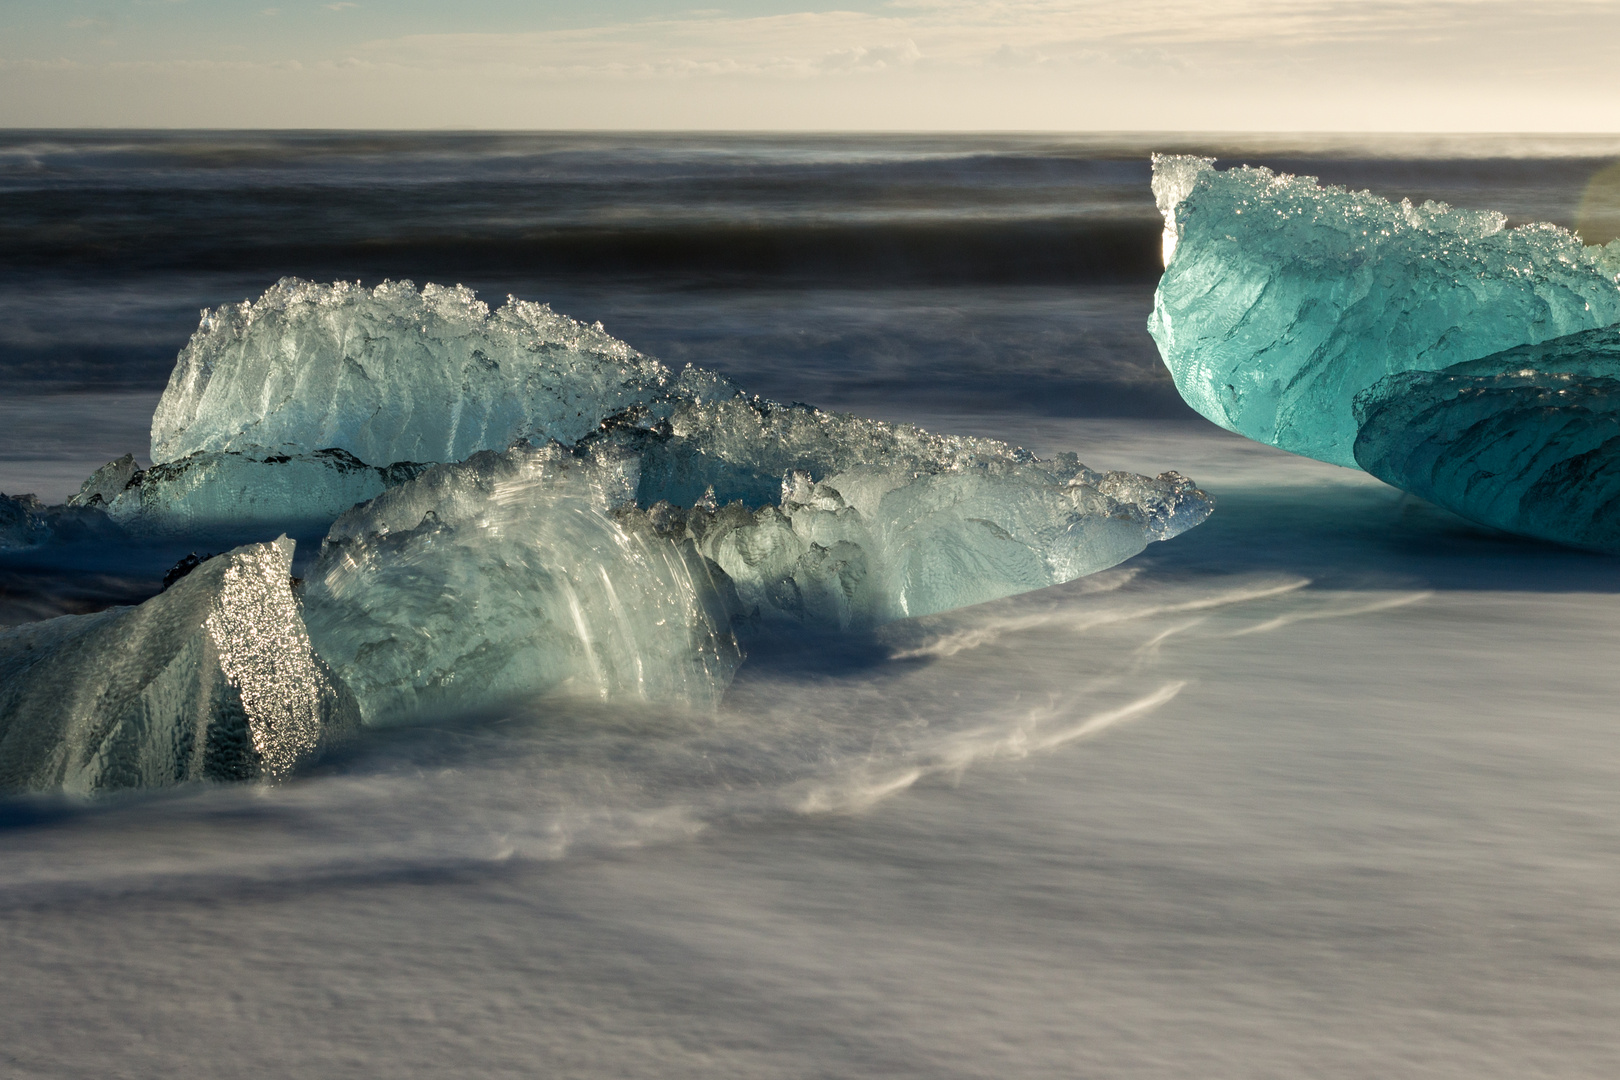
<box><xmin>0</xmin><ymin>213</ymin><xmax>1164</xmax><ymax>284</ymax></box>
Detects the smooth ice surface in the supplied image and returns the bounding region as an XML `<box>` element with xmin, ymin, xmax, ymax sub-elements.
<box><xmin>150</xmin><ymin>278</ymin><xmax>669</xmax><ymax>466</ymax></box>
<box><xmin>303</xmin><ymin>445</ymin><xmax>741</xmax><ymax>726</ymax></box>
<box><xmin>105</xmin><ymin>448</ymin><xmax>428</xmax><ymax>541</ymax></box>
<box><xmin>1149</xmin><ymin>155</ymin><xmax>1620</xmax><ymax>466</ymax></box>
<box><xmin>1354</xmin><ymin>325</ymin><xmax>1620</xmax><ymax>552</ymax></box>
<box><xmin>0</xmin><ymin>537</ymin><xmax>358</xmax><ymax>794</ymax></box>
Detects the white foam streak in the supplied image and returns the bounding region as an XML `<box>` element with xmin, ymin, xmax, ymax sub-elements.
<box><xmin>1226</xmin><ymin>590</ymin><xmax>1433</xmax><ymax>637</ymax></box>
<box><xmin>888</xmin><ymin>577</ymin><xmax>1309</xmax><ymax>660</ymax></box>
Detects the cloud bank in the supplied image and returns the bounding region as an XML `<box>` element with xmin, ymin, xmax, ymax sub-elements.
<box><xmin>1</xmin><ymin>0</ymin><xmax>1617</xmax><ymax>129</ymax></box>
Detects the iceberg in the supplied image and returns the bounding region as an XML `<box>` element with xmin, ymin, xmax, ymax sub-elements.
<box><xmin>104</xmin><ymin>447</ymin><xmax>428</xmax><ymax>541</ymax></box>
<box><xmin>0</xmin><ymin>538</ymin><xmax>358</xmax><ymax>794</ymax></box>
<box><xmin>590</xmin><ymin>391</ymin><xmax>1212</xmax><ymax>627</ymax></box>
<box><xmin>302</xmin><ymin>426</ymin><xmax>1211</xmax><ymax>721</ymax></box>
<box><xmin>301</xmin><ymin>444</ymin><xmax>742</xmax><ymax>726</ymax></box>
<box><xmin>5</xmin><ymin>276</ymin><xmax>1217</xmax><ymax>770</ymax></box>
<box><xmin>1353</xmin><ymin>326</ymin><xmax>1620</xmax><ymax>552</ymax></box>
<box><xmin>150</xmin><ymin>278</ymin><xmax>670</xmax><ymax>467</ymax></box>
<box><xmin>595</xmin><ymin>386</ymin><xmax>1060</xmax><ymax>510</ymax></box>
<box><xmin>1149</xmin><ymin>155</ymin><xmax>1620</xmax><ymax>467</ymax></box>
<box><xmin>642</xmin><ymin>460</ymin><xmax>1208</xmax><ymax>631</ymax></box>
<box><xmin>66</xmin><ymin>453</ymin><xmax>141</xmax><ymax>508</ymax></box>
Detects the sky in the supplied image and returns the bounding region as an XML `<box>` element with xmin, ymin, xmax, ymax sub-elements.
<box><xmin>1</xmin><ymin>0</ymin><xmax>1618</xmax><ymax>130</ymax></box>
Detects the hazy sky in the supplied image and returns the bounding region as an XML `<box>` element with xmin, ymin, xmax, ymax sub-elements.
<box><xmin>2</xmin><ymin>0</ymin><xmax>1617</xmax><ymax>130</ymax></box>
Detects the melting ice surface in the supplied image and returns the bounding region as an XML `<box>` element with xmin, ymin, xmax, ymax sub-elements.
<box><xmin>0</xmin><ymin>537</ymin><xmax>357</xmax><ymax>794</ymax></box>
<box><xmin>1149</xmin><ymin>155</ymin><xmax>1620</xmax><ymax>467</ymax></box>
<box><xmin>1354</xmin><ymin>326</ymin><xmax>1620</xmax><ymax>552</ymax></box>
<box><xmin>303</xmin><ymin>444</ymin><xmax>742</xmax><ymax>726</ymax></box>
<box><xmin>304</xmin><ymin>414</ymin><xmax>1209</xmax><ymax>724</ymax></box>
<box><xmin>0</xmin><ymin>279</ymin><xmax>1215</xmax><ymax>785</ymax></box>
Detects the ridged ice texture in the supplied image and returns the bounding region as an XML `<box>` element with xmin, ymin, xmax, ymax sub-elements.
<box><xmin>1149</xmin><ymin>155</ymin><xmax>1620</xmax><ymax>467</ymax></box>
<box><xmin>1353</xmin><ymin>326</ymin><xmax>1620</xmax><ymax>552</ymax></box>
<box><xmin>107</xmin><ymin>448</ymin><xmax>428</xmax><ymax>540</ymax></box>
<box><xmin>150</xmin><ymin>278</ymin><xmax>670</xmax><ymax>466</ymax></box>
<box><xmin>301</xmin><ymin>445</ymin><xmax>742</xmax><ymax>726</ymax></box>
<box><xmin>642</xmin><ymin>458</ymin><xmax>1212</xmax><ymax>631</ymax></box>
<box><xmin>598</xmin><ymin>392</ymin><xmax>1079</xmax><ymax>509</ymax></box>
<box><xmin>0</xmin><ymin>538</ymin><xmax>359</xmax><ymax>794</ymax></box>
<box><xmin>66</xmin><ymin>454</ymin><xmax>140</xmax><ymax>508</ymax></box>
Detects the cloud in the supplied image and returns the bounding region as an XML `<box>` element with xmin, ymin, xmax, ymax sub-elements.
<box><xmin>351</xmin><ymin>0</ymin><xmax>1620</xmax><ymax>83</ymax></box>
<box><xmin>8</xmin><ymin>0</ymin><xmax>1620</xmax><ymax>129</ymax></box>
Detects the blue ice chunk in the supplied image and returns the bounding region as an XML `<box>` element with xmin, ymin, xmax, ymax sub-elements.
<box><xmin>592</xmin><ymin>392</ymin><xmax>1059</xmax><ymax>510</ymax></box>
<box><xmin>678</xmin><ymin>462</ymin><xmax>1212</xmax><ymax>631</ymax></box>
<box><xmin>301</xmin><ymin>430</ymin><xmax>1213</xmax><ymax>721</ymax></box>
<box><xmin>150</xmin><ymin>278</ymin><xmax>671</xmax><ymax>467</ymax></box>
<box><xmin>66</xmin><ymin>454</ymin><xmax>140</xmax><ymax>508</ymax></box>
<box><xmin>592</xmin><ymin>392</ymin><xmax>1214</xmax><ymax>629</ymax></box>
<box><xmin>1353</xmin><ymin>325</ymin><xmax>1620</xmax><ymax>552</ymax></box>
<box><xmin>1149</xmin><ymin>155</ymin><xmax>1620</xmax><ymax>467</ymax></box>
<box><xmin>301</xmin><ymin>444</ymin><xmax>742</xmax><ymax>726</ymax></box>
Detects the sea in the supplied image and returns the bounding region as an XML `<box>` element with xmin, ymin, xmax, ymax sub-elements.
<box><xmin>4</xmin><ymin>131</ymin><xmax>1620</xmax><ymax>1078</ymax></box>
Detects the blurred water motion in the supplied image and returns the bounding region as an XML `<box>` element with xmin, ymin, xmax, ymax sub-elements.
<box><xmin>3</xmin><ymin>132</ymin><xmax>1620</xmax><ymax>1078</ymax></box>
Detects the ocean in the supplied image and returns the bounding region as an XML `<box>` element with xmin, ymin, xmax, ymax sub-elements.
<box><xmin>4</xmin><ymin>131</ymin><xmax>1620</xmax><ymax>1077</ymax></box>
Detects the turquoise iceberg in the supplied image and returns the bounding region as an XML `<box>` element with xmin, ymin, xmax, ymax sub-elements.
<box><xmin>1353</xmin><ymin>326</ymin><xmax>1620</xmax><ymax>552</ymax></box>
<box><xmin>1149</xmin><ymin>155</ymin><xmax>1620</xmax><ymax>467</ymax></box>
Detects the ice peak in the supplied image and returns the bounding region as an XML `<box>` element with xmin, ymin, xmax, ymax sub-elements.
<box><xmin>151</xmin><ymin>278</ymin><xmax>668</xmax><ymax>467</ymax></box>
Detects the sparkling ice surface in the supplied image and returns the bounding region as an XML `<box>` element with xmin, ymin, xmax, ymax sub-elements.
<box><xmin>1149</xmin><ymin>155</ymin><xmax>1620</xmax><ymax>467</ymax></box>
<box><xmin>0</xmin><ymin>537</ymin><xmax>358</xmax><ymax>794</ymax></box>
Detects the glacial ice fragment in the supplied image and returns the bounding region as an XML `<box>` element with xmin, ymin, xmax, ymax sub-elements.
<box><xmin>301</xmin><ymin>444</ymin><xmax>741</xmax><ymax>726</ymax></box>
<box><xmin>1353</xmin><ymin>325</ymin><xmax>1620</xmax><ymax>552</ymax></box>
<box><xmin>594</xmin><ymin>391</ymin><xmax>1060</xmax><ymax>509</ymax></box>
<box><xmin>105</xmin><ymin>447</ymin><xmax>428</xmax><ymax>541</ymax></box>
<box><xmin>588</xmin><ymin>391</ymin><xmax>1211</xmax><ymax>627</ymax></box>
<box><xmin>1149</xmin><ymin>155</ymin><xmax>1620</xmax><ymax>467</ymax></box>
<box><xmin>67</xmin><ymin>453</ymin><xmax>140</xmax><ymax>508</ymax></box>
<box><xmin>0</xmin><ymin>537</ymin><xmax>359</xmax><ymax>794</ymax></box>
<box><xmin>653</xmin><ymin>462</ymin><xmax>1211</xmax><ymax>630</ymax></box>
<box><xmin>150</xmin><ymin>278</ymin><xmax>670</xmax><ymax>467</ymax></box>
